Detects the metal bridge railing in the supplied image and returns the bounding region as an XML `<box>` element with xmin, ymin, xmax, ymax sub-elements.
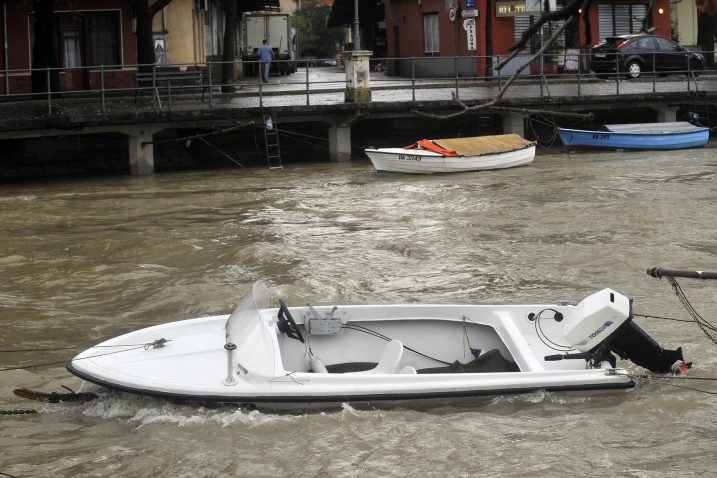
<box><xmin>0</xmin><ymin>52</ymin><xmax>712</xmax><ymax>117</ymax></box>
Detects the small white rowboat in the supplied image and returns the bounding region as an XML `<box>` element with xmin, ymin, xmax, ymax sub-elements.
<box><xmin>364</xmin><ymin>134</ymin><xmax>536</xmax><ymax>174</ymax></box>
<box><xmin>67</xmin><ymin>282</ymin><xmax>685</xmax><ymax>410</ymax></box>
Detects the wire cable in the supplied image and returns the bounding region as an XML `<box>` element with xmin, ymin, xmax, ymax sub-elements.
<box><xmin>341</xmin><ymin>324</ymin><xmax>451</xmax><ymax>365</ymax></box>
<box><xmin>532</xmin><ymin>308</ymin><xmax>573</xmax><ymax>352</ymax></box>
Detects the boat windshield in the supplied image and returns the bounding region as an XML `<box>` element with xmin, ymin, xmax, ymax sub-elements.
<box><xmin>224</xmin><ymin>280</ymin><xmax>280</xmax><ymax>376</ymax></box>
<box><xmin>225</xmin><ymin>280</ymin><xmax>271</xmax><ymax>345</ymax></box>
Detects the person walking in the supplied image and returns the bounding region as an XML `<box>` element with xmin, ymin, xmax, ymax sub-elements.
<box><xmin>258</xmin><ymin>39</ymin><xmax>273</xmax><ymax>83</ymax></box>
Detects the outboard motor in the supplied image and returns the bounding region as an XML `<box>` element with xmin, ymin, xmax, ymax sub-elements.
<box><xmin>563</xmin><ymin>289</ymin><xmax>683</xmax><ymax>373</ymax></box>
<box><xmin>683</xmin><ymin>111</ymin><xmax>704</xmax><ymax>127</ymax></box>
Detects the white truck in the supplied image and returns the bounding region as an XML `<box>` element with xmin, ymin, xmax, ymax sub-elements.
<box><xmin>242</xmin><ymin>12</ymin><xmax>297</xmax><ymax>76</ymax></box>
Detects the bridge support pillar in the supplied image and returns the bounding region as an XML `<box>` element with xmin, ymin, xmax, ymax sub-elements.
<box><xmin>654</xmin><ymin>106</ymin><xmax>678</xmax><ymax>123</ymax></box>
<box><xmin>328</xmin><ymin>123</ymin><xmax>352</xmax><ymax>162</ymax></box>
<box><xmin>124</xmin><ymin>127</ymin><xmax>162</xmax><ymax>175</ymax></box>
<box><xmin>502</xmin><ymin>111</ymin><xmax>525</xmax><ymax>137</ymax></box>
<box><xmin>345</xmin><ymin>50</ymin><xmax>372</xmax><ymax>103</ymax></box>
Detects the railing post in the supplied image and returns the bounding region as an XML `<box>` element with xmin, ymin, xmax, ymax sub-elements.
<box><xmin>411</xmin><ymin>57</ymin><xmax>415</xmax><ymax>103</ymax></box>
<box><xmin>208</xmin><ymin>63</ymin><xmax>213</xmax><ymax>107</ymax></box>
<box><xmin>305</xmin><ymin>60</ymin><xmax>310</xmax><ymax>105</ymax></box>
<box><xmin>152</xmin><ymin>63</ymin><xmax>158</xmax><ymax>111</ymax></box>
<box><xmin>577</xmin><ymin>53</ymin><xmax>581</xmax><ymax>97</ymax></box>
<box><xmin>100</xmin><ymin>64</ymin><xmax>106</xmax><ymax>114</ymax></box>
<box><xmin>652</xmin><ymin>52</ymin><xmax>656</xmax><ymax>93</ymax></box>
<box><xmin>687</xmin><ymin>54</ymin><xmax>691</xmax><ymax>92</ymax></box>
<box><xmin>496</xmin><ymin>54</ymin><xmax>502</xmax><ymax>91</ymax></box>
<box><xmin>454</xmin><ymin>55</ymin><xmax>459</xmax><ymax>97</ymax></box>
<box><xmin>615</xmin><ymin>54</ymin><xmax>620</xmax><ymax>95</ymax></box>
<box><xmin>46</xmin><ymin>67</ymin><xmax>52</xmax><ymax>115</ymax></box>
<box><xmin>539</xmin><ymin>52</ymin><xmax>544</xmax><ymax>97</ymax></box>
<box><xmin>258</xmin><ymin>61</ymin><xmax>263</xmax><ymax>107</ymax></box>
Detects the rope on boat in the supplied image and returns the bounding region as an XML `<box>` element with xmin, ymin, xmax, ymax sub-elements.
<box><xmin>0</xmin><ymin>339</ymin><xmax>170</xmax><ymax>372</ymax></box>
<box><xmin>0</xmin><ymin>339</ymin><xmax>169</xmax><ymax>355</ymax></box>
<box><xmin>341</xmin><ymin>323</ymin><xmax>452</xmax><ymax>365</ymax></box>
<box><xmin>0</xmin><ymin>346</ymin><xmax>76</xmax><ymax>353</ymax></box>
<box><xmin>631</xmin><ymin>373</ymin><xmax>717</xmax><ymax>397</ymax></box>
<box><xmin>633</xmin><ymin>313</ymin><xmax>694</xmax><ymax>324</ymax></box>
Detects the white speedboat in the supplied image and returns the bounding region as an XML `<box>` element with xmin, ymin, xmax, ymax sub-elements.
<box><xmin>67</xmin><ymin>282</ymin><xmax>684</xmax><ymax>409</ymax></box>
<box><xmin>364</xmin><ymin>134</ymin><xmax>536</xmax><ymax>174</ymax></box>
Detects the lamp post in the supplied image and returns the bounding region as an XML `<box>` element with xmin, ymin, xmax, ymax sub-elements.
<box><xmin>353</xmin><ymin>0</ymin><xmax>360</xmax><ymax>49</ymax></box>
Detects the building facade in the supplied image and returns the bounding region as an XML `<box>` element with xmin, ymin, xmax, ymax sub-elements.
<box><xmin>0</xmin><ymin>0</ymin><xmax>137</xmax><ymax>94</ymax></box>
<box><xmin>383</xmin><ymin>0</ymin><xmax>672</xmax><ymax>77</ymax></box>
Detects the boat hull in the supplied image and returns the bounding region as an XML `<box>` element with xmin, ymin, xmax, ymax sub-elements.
<box><xmin>364</xmin><ymin>145</ymin><xmax>535</xmax><ymax>174</ymax></box>
<box><xmin>67</xmin><ymin>304</ymin><xmax>635</xmax><ymax>410</ymax></box>
<box><xmin>558</xmin><ymin>127</ymin><xmax>709</xmax><ymax>151</ymax></box>
<box><xmin>67</xmin><ymin>359</ymin><xmax>634</xmax><ymax>409</ymax></box>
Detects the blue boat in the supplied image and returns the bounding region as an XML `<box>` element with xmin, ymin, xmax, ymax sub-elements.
<box><xmin>558</xmin><ymin>122</ymin><xmax>709</xmax><ymax>151</ymax></box>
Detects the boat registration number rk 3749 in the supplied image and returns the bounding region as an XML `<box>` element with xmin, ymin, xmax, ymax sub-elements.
<box><xmin>398</xmin><ymin>154</ymin><xmax>421</xmax><ymax>162</ymax></box>
<box><xmin>592</xmin><ymin>133</ymin><xmax>610</xmax><ymax>140</ymax></box>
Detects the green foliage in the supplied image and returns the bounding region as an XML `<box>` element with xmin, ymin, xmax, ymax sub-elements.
<box><xmin>294</xmin><ymin>4</ymin><xmax>345</xmax><ymax>59</ymax></box>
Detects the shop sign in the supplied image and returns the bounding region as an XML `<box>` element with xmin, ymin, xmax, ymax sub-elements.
<box><xmin>496</xmin><ymin>1</ymin><xmax>528</xmax><ymax>16</ymax></box>
<box><xmin>463</xmin><ymin>18</ymin><xmax>476</xmax><ymax>51</ymax></box>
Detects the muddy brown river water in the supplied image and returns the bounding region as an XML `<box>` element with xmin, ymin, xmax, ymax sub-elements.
<box><xmin>1</xmin><ymin>147</ymin><xmax>716</xmax><ymax>477</ymax></box>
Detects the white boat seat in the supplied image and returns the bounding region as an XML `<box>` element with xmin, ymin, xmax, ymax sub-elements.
<box><xmin>346</xmin><ymin>340</ymin><xmax>404</xmax><ymax>374</ymax></box>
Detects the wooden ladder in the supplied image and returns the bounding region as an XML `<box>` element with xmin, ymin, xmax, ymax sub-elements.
<box><xmin>263</xmin><ymin>115</ymin><xmax>283</xmax><ymax>170</ymax></box>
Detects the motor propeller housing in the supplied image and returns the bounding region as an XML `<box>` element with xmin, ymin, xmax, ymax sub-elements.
<box><xmin>562</xmin><ymin>289</ymin><xmax>683</xmax><ymax>373</ymax></box>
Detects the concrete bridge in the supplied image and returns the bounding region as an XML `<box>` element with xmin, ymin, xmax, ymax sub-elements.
<box><xmin>0</xmin><ymin>65</ymin><xmax>714</xmax><ymax>175</ymax></box>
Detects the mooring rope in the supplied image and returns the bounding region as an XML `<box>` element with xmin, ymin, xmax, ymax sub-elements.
<box><xmin>0</xmin><ymin>347</ymin><xmax>76</xmax><ymax>353</ymax></box>
<box><xmin>631</xmin><ymin>373</ymin><xmax>717</xmax><ymax>397</ymax></box>
<box><xmin>0</xmin><ymin>339</ymin><xmax>170</xmax><ymax>372</ymax></box>
<box><xmin>278</xmin><ymin>128</ymin><xmax>368</xmax><ymax>160</ymax></box>
<box><xmin>666</xmin><ymin>276</ymin><xmax>717</xmax><ymax>346</ymax></box>
<box><xmin>632</xmin><ymin>313</ymin><xmax>694</xmax><ymax>324</ymax></box>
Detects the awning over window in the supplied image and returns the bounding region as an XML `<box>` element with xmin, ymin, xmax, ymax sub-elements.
<box><xmin>327</xmin><ymin>0</ymin><xmax>384</xmax><ymax>28</ymax></box>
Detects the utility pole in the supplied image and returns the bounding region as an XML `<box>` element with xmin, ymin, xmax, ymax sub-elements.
<box><xmin>353</xmin><ymin>0</ymin><xmax>361</xmax><ymax>49</ymax></box>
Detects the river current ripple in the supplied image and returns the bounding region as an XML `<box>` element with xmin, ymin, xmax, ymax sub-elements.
<box><xmin>1</xmin><ymin>147</ymin><xmax>716</xmax><ymax>477</ymax></box>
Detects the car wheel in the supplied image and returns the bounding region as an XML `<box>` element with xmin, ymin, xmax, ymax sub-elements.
<box><xmin>625</xmin><ymin>60</ymin><xmax>642</xmax><ymax>79</ymax></box>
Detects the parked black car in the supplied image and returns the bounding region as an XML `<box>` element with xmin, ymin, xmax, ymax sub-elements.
<box><xmin>590</xmin><ymin>34</ymin><xmax>704</xmax><ymax>79</ymax></box>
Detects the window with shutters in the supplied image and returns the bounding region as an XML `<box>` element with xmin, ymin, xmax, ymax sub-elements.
<box><xmin>598</xmin><ymin>3</ymin><xmax>647</xmax><ymax>39</ymax></box>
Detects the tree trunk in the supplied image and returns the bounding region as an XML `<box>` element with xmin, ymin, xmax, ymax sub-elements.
<box><xmin>696</xmin><ymin>10</ymin><xmax>716</xmax><ymax>68</ymax></box>
<box><xmin>135</xmin><ymin>0</ymin><xmax>174</xmax><ymax>72</ymax></box>
<box><xmin>221</xmin><ymin>0</ymin><xmax>238</xmax><ymax>92</ymax></box>
<box><xmin>135</xmin><ymin>0</ymin><xmax>155</xmax><ymax>71</ymax></box>
<box><xmin>31</xmin><ymin>0</ymin><xmax>60</xmax><ymax>94</ymax></box>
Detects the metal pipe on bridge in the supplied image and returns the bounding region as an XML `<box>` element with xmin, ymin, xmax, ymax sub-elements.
<box><xmin>647</xmin><ymin>267</ymin><xmax>717</xmax><ymax>280</ymax></box>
